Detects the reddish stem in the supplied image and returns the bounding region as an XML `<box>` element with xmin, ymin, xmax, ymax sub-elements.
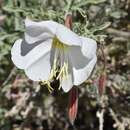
<box><xmin>98</xmin><ymin>44</ymin><xmax>107</xmax><ymax>95</ymax></box>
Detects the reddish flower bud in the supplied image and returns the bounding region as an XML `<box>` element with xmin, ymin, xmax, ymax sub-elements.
<box><xmin>98</xmin><ymin>72</ymin><xmax>107</xmax><ymax>96</ymax></box>
<box><xmin>68</xmin><ymin>87</ymin><xmax>78</xmax><ymax>125</ymax></box>
<box><xmin>65</xmin><ymin>13</ymin><xmax>72</xmax><ymax>29</ymax></box>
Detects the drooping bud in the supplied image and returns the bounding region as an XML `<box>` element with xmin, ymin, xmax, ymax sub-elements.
<box><xmin>68</xmin><ymin>87</ymin><xmax>78</xmax><ymax>125</ymax></box>
<box><xmin>98</xmin><ymin>72</ymin><xmax>107</xmax><ymax>96</ymax></box>
<box><xmin>65</xmin><ymin>13</ymin><xmax>72</xmax><ymax>29</ymax></box>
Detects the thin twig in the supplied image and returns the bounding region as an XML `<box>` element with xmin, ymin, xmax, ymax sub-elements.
<box><xmin>66</xmin><ymin>0</ymin><xmax>75</xmax><ymax>13</ymax></box>
<box><xmin>109</xmin><ymin>108</ymin><xmax>125</xmax><ymax>130</ymax></box>
<box><xmin>99</xmin><ymin>44</ymin><xmax>107</xmax><ymax>71</ymax></box>
<box><xmin>2</xmin><ymin>67</ymin><xmax>17</xmax><ymax>87</ymax></box>
<box><xmin>107</xmin><ymin>28</ymin><xmax>130</xmax><ymax>38</ymax></box>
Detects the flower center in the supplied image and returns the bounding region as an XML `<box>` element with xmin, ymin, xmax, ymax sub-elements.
<box><xmin>41</xmin><ymin>37</ymin><xmax>70</xmax><ymax>92</ymax></box>
<box><xmin>52</xmin><ymin>37</ymin><xmax>69</xmax><ymax>50</ymax></box>
<box><xmin>52</xmin><ymin>37</ymin><xmax>69</xmax><ymax>87</ymax></box>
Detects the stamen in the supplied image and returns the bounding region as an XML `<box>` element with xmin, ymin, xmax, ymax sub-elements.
<box><xmin>57</xmin><ymin>62</ymin><xmax>69</xmax><ymax>90</ymax></box>
<box><xmin>56</xmin><ymin>62</ymin><xmax>68</xmax><ymax>80</ymax></box>
<box><xmin>65</xmin><ymin>63</ymin><xmax>69</xmax><ymax>79</ymax></box>
<box><xmin>50</xmin><ymin>58</ymin><xmax>57</xmax><ymax>79</ymax></box>
<box><xmin>40</xmin><ymin>80</ymin><xmax>54</xmax><ymax>93</ymax></box>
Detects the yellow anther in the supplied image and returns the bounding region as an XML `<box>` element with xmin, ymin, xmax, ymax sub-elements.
<box><xmin>41</xmin><ymin>80</ymin><xmax>54</xmax><ymax>93</ymax></box>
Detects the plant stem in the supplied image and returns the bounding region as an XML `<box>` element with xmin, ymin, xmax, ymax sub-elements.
<box><xmin>66</xmin><ymin>0</ymin><xmax>75</xmax><ymax>13</ymax></box>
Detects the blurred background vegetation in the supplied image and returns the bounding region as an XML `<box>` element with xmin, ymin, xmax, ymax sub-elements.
<box><xmin>0</xmin><ymin>0</ymin><xmax>130</xmax><ymax>130</ymax></box>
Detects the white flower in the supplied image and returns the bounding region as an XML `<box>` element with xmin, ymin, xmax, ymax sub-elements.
<box><xmin>11</xmin><ymin>18</ymin><xmax>97</xmax><ymax>92</ymax></box>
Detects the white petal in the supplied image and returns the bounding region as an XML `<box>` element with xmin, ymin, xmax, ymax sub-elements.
<box><xmin>25</xmin><ymin>51</ymin><xmax>51</xmax><ymax>81</ymax></box>
<box><xmin>25</xmin><ymin>19</ymin><xmax>82</xmax><ymax>46</ymax></box>
<box><xmin>61</xmin><ymin>52</ymin><xmax>73</xmax><ymax>92</ymax></box>
<box><xmin>73</xmin><ymin>56</ymin><xmax>97</xmax><ymax>85</ymax></box>
<box><xmin>56</xmin><ymin>24</ymin><xmax>82</xmax><ymax>46</ymax></box>
<box><xmin>11</xmin><ymin>39</ymin><xmax>24</xmax><ymax>69</ymax></box>
<box><xmin>24</xmin><ymin>19</ymin><xmax>58</xmax><ymax>44</ymax></box>
<box><xmin>80</xmin><ymin>37</ymin><xmax>97</xmax><ymax>59</ymax></box>
<box><xmin>11</xmin><ymin>38</ymin><xmax>52</xmax><ymax>71</ymax></box>
<box><xmin>68</xmin><ymin>37</ymin><xmax>97</xmax><ymax>85</ymax></box>
<box><xmin>61</xmin><ymin>74</ymin><xmax>73</xmax><ymax>92</ymax></box>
